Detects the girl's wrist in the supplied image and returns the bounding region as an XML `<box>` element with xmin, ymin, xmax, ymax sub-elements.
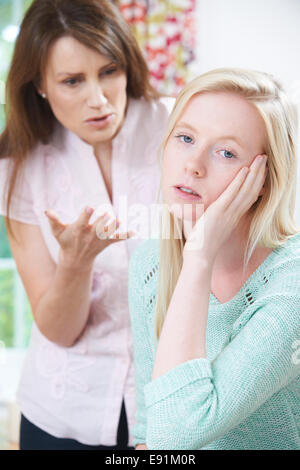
<box><xmin>182</xmin><ymin>254</ymin><xmax>214</xmax><ymax>278</ymax></box>
<box><xmin>183</xmin><ymin>249</ymin><xmax>214</xmax><ymax>270</ymax></box>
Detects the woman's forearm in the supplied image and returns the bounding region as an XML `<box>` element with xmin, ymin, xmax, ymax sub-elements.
<box><xmin>35</xmin><ymin>258</ymin><xmax>94</xmax><ymax>347</ymax></box>
<box><xmin>152</xmin><ymin>259</ymin><xmax>212</xmax><ymax>380</ymax></box>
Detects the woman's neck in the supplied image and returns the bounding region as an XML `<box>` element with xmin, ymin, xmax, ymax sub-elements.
<box><xmin>93</xmin><ymin>140</ymin><xmax>112</xmax><ymax>162</ymax></box>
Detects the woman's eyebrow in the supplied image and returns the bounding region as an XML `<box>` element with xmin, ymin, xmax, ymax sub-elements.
<box><xmin>56</xmin><ymin>62</ymin><xmax>116</xmax><ymax>78</ymax></box>
<box><xmin>174</xmin><ymin>121</ymin><xmax>244</xmax><ymax>148</ymax></box>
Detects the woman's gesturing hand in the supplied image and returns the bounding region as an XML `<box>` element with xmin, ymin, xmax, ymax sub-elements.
<box><xmin>45</xmin><ymin>207</ymin><xmax>135</xmax><ymax>270</ymax></box>
<box><xmin>183</xmin><ymin>154</ymin><xmax>268</xmax><ymax>266</ymax></box>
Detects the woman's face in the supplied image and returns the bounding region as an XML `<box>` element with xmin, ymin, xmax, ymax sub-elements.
<box><xmin>162</xmin><ymin>91</ymin><xmax>268</xmax><ymax>223</ymax></box>
<box><xmin>40</xmin><ymin>36</ymin><xmax>127</xmax><ymax>146</ymax></box>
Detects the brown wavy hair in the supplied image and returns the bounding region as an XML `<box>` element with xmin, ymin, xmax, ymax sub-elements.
<box><xmin>0</xmin><ymin>0</ymin><xmax>159</xmax><ymax>238</ymax></box>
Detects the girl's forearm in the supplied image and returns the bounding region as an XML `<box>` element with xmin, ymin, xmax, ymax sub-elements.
<box><xmin>135</xmin><ymin>444</ymin><xmax>148</xmax><ymax>450</ymax></box>
<box><xmin>152</xmin><ymin>258</ymin><xmax>212</xmax><ymax>380</ymax></box>
<box><xmin>35</xmin><ymin>259</ymin><xmax>94</xmax><ymax>347</ymax></box>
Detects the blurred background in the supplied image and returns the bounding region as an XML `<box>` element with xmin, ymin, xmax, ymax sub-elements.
<box><xmin>0</xmin><ymin>0</ymin><xmax>300</xmax><ymax>450</ymax></box>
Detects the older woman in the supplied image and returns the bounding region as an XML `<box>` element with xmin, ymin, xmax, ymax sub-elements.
<box><xmin>0</xmin><ymin>0</ymin><xmax>174</xmax><ymax>450</ymax></box>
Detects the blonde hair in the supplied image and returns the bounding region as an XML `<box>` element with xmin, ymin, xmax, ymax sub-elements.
<box><xmin>154</xmin><ymin>67</ymin><xmax>299</xmax><ymax>340</ymax></box>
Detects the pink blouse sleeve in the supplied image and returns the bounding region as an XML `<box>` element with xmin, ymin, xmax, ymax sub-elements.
<box><xmin>0</xmin><ymin>157</ymin><xmax>39</xmax><ymax>225</ymax></box>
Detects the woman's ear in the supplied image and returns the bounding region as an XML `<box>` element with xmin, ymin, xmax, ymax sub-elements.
<box><xmin>34</xmin><ymin>76</ymin><xmax>46</xmax><ymax>98</ymax></box>
<box><xmin>36</xmin><ymin>87</ymin><xmax>47</xmax><ymax>99</ymax></box>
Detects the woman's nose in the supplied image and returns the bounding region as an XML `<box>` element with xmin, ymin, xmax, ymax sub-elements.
<box><xmin>87</xmin><ymin>85</ymin><xmax>108</xmax><ymax>107</ymax></box>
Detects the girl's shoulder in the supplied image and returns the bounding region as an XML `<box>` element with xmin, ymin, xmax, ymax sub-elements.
<box><xmin>268</xmin><ymin>231</ymin><xmax>300</xmax><ymax>269</ymax></box>
<box><xmin>259</xmin><ymin>231</ymin><xmax>300</xmax><ymax>295</ymax></box>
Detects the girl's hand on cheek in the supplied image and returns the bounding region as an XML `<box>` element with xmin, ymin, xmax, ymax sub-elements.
<box><xmin>183</xmin><ymin>154</ymin><xmax>268</xmax><ymax>267</ymax></box>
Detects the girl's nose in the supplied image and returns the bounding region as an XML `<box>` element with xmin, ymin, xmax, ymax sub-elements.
<box><xmin>185</xmin><ymin>158</ymin><xmax>206</xmax><ymax>178</ymax></box>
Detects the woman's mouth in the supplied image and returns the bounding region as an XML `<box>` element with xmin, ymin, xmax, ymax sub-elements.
<box><xmin>173</xmin><ymin>186</ymin><xmax>202</xmax><ymax>201</ymax></box>
<box><xmin>85</xmin><ymin>114</ymin><xmax>114</xmax><ymax>129</ymax></box>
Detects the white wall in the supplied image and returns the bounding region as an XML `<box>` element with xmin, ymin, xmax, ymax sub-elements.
<box><xmin>194</xmin><ymin>0</ymin><xmax>300</xmax><ymax>224</ymax></box>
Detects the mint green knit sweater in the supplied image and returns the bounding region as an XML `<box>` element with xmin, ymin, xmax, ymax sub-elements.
<box><xmin>128</xmin><ymin>233</ymin><xmax>300</xmax><ymax>450</ymax></box>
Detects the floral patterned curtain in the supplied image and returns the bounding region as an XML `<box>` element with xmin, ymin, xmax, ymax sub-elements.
<box><xmin>114</xmin><ymin>0</ymin><xmax>196</xmax><ymax>96</ymax></box>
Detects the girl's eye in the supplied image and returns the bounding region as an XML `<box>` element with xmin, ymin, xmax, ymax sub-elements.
<box><xmin>219</xmin><ymin>149</ymin><xmax>236</xmax><ymax>159</ymax></box>
<box><xmin>175</xmin><ymin>134</ymin><xmax>194</xmax><ymax>144</ymax></box>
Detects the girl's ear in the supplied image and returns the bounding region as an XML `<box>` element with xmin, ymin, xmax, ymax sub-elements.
<box><xmin>258</xmin><ymin>157</ymin><xmax>268</xmax><ymax>196</ymax></box>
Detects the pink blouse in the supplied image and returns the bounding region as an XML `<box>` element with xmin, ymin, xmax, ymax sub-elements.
<box><xmin>0</xmin><ymin>96</ymin><xmax>175</xmax><ymax>446</ymax></box>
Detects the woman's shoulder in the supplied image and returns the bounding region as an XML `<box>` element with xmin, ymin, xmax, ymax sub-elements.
<box><xmin>129</xmin><ymin>96</ymin><xmax>175</xmax><ymax>124</ymax></box>
<box><xmin>0</xmin><ymin>124</ymin><xmax>69</xmax><ymax>170</ymax></box>
<box><xmin>0</xmin><ymin>124</ymin><xmax>76</xmax><ymax>204</ymax></box>
<box><xmin>124</xmin><ymin>96</ymin><xmax>175</xmax><ymax>154</ymax></box>
<box><xmin>0</xmin><ymin>157</ymin><xmax>14</xmax><ymax>196</ymax></box>
<box><xmin>30</xmin><ymin>122</ymin><xmax>69</xmax><ymax>158</ymax></box>
<box><xmin>152</xmin><ymin>95</ymin><xmax>176</xmax><ymax>114</ymax></box>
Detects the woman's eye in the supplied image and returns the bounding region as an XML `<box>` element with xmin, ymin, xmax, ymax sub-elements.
<box><xmin>220</xmin><ymin>149</ymin><xmax>236</xmax><ymax>159</ymax></box>
<box><xmin>63</xmin><ymin>78</ymin><xmax>79</xmax><ymax>86</ymax></box>
<box><xmin>103</xmin><ymin>67</ymin><xmax>117</xmax><ymax>76</ymax></box>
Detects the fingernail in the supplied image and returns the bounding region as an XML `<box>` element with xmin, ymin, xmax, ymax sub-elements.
<box><xmin>258</xmin><ymin>155</ymin><xmax>267</xmax><ymax>164</ymax></box>
<box><xmin>130</xmin><ymin>230</ymin><xmax>137</xmax><ymax>237</ymax></box>
<box><xmin>86</xmin><ymin>207</ymin><xmax>94</xmax><ymax>215</ymax></box>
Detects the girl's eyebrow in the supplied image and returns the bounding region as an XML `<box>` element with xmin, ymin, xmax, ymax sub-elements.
<box><xmin>174</xmin><ymin>121</ymin><xmax>198</xmax><ymax>133</ymax></box>
<box><xmin>174</xmin><ymin>121</ymin><xmax>244</xmax><ymax>148</ymax></box>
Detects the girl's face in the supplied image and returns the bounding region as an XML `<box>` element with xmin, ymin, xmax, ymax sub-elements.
<box><xmin>162</xmin><ymin>91</ymin><xmax>268</xmax><ymax>223</ymax></box>
<box><xmin>40</xmin><ymin>36</ymin><xmax>127</xmax><ymax>146</ymax></box>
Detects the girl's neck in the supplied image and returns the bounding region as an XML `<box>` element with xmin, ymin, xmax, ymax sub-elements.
<box><xmin>183</xmin><ymin>212</ymin><xmax>252</xmax><ymax>273</ymax></box>
<box><xmin>213</xmin><ymin>216</ymin><xmax>251</xmax><ymax>273</ymax></box>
